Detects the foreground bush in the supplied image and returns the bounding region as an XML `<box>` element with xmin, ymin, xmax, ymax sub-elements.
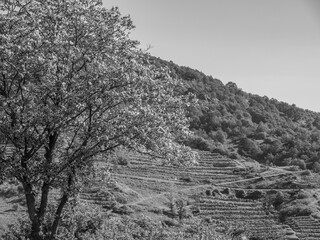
<box><xmin>4</xmin><ymin>200</ymin><xmax>286</xmax><ymax>240</ymax></box>
<box><xmin>3</xmin><ymin>206</ymin><xmax>233</xmax><ymax>240</ymax></box>
<box><xmin>3</xmin><ymin>201</ymin><xmax>104</xmax><ymax>240</ymax></box>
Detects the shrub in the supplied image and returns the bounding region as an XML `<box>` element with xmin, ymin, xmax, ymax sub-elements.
<box><xmin>290</xmin><ymin>159</ymin><xmax>306</xmax><ymax>170</ymax></box>
<box><xmin>212</xmin><ymin>144</ymin><xmax>230</xmax><ymax>156</ymax></box>
<box><xmin>0</xmin><ymin>183</ymin><xmax>20</xmax><ymax>198</ymax></box>
<box><xmin>273</xmin><ymin>192</ymin><xmax>286</xmax><ymax>209</ymax></box>
<box><xmin>202</xmin><ymin>179</ymin><xmax>212</xmax><ymax>184</ymax></box>
<box><xmin>175</xmin><ymin>200</ymin><xmax>192</xmax><ymax>221</ymax></box>
<box><xmin>254</xmin><ymin>131</ymin><xmax>267</xmax><ymax>140</ymax></box>
<box><xmin>212</xmin><ymin>130</ymin><xmax>227</xmax><ymax>144</ymax></box>
<box><xmin>235</xmin><ymin>190</ymin><xmax>246</xmax><ymax>199</ymax></box>
<box><xmin>300</xmin><ymin>170</ymin><xmax>311</xmax><ymax>176</ymax></box>
<box><xmin>287</xmin><ymin>166</ymin><xmax>300</xmax><ymax>171</ymax></box>
<box><xmin>212</xmin><ymin>189</ymin><xmax>221</xmax><ymax>196</ymax></box>
<box><xmin>114</xmin><ymin>193</ymin><xmax>128</xmax><ymax>204</ymax></box>
<box><xmin>185</xmin><ymin>136</ymin><xmax>212</xmax><ymax>151</ymax></box>
<box><xmin>245</xmin><ymin>190</ymin><xmax>264</xmax><ymax>200</ymax></box>
<box><xmin>297</xmin><ymin>190</ymin><xmax>310</xmax><ymax>199</ymax></box>
<box><xmin>3</xmin><ymin>201</ymin><xmax>105</xmax><ymax>240</ymax></box>
<box><xmin>312</xmin><ymin>162</ymin><xmax>320</xmax><ymax>173</ymax></box>
<box><xmin>179</xmin><ymin>176</ymin><xmax>193</xmax><ymax>183</ymax></box>
<box><xmin>221</xmin><ymin>188</ymin><xmax>230</xmax><ymax>195</ymax></box>
<box><xmin>190</xmin><ymin>205</ymin><xmax>201</xmax><ymax>215</ymax></box>
<box><xmin>279</xmin><ymin>205</ymin><xmax>313</xmax><ymax>222</ymax></box>
<box><xmin>3</xmin><ymin>202</ymin><xmax>231</xmax><ymax>240</ymax></box>
<box><xmin>115</xmin><ymin>155</ymin><xmax>130</xmax><ymax>166</ymax></box>
<box><xmin>238</xmin><ymin>137</ymin><xmax>261</xmax><ymax>158</ymax></box>
<box><xmin>228</xmin><ymin>152</ymin><xmax>241</xmax><ymax>159</ymax></box>
<box><xmin>112</xmin><ymin>204</ymin><xmax>134</xmax><ymax>215</ymax></box>
<box><xmin>162</xmin><ymin>219</ymin><xmax>180</xmax><ymax>227</ymax></box>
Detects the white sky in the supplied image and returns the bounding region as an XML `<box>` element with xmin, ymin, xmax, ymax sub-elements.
<box><xmin>103</xmin><ymin>0</ymin><xmax>320</xmax><ymax>112</ymax></box>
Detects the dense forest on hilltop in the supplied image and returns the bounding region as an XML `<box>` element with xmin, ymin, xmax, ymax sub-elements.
<box><xmin>148</xmin><ymin>56</ymin><xmax>320</xmax><ymax>172</ymax></box>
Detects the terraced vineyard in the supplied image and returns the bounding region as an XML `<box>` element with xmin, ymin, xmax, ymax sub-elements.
<box><xmin>114</xmin><ymin>151</ymin><xmax>243</xmax><ymax>185</ymax></box>
<box><xmin>286</xmin><ymin>216</ymin><xmax>320</xmax><ymax>240</ymax></box>
<box><xmin>105</xmin><ymin>150</ymin><xmax>300</xmax><ymax>239</ymax></box>
<box><xmin>194</xmin><ymin>196</ymin><xmax>284</xmax><ymax>239</ymax></box>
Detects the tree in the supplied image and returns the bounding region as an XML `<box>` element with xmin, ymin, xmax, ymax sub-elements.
<box><xmin>238</xmin><ymin>137</ymin><xmax>261</xmax><ymax>159</ymax></box>
<box><xmin>0</xmin><ymin>0</ymin><xmax>196</xmax><ymax>239</ymax></box>
<box><xmin>312</xmin><ymin>162</ymin><xmax>320</xmax><ymax>173</ymax></box>
<box><xmin>212</xmin><ymin>129</ymin><xmax>227</xmax><ymax>144</ymax></box>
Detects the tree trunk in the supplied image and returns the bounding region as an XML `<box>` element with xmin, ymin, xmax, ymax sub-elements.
<box><xmin>24</xmin><ymin>182</ymin><xmax>43</xmax><ymax>240</ymax></box>
<box><xmin>49</xmin><ymin>192</ymin><xmax>69</xmax><ymax>239</ymax></box>
<box><xmin>38</xmin><ymin>182</ymin><xmax>50</xmax><ymax>222</ymax></box>
<box><xmin>37</xmin><ymin>132</ymin><xmax>57</xmax><ymax>224</ymax></box>
<box><xmin>49</xmin><ymin>173</ymin><xmax>73</xmax><ymax>239</ymax></box>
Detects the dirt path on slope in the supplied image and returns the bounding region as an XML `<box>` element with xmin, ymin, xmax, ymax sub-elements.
<box><xmin>127</xmin><ymin>183</ymin><xmax>212</xmax><ymax>206</ymax></box>
<box><xmin>113</xmin><ymin>173</ymin><xmax>182</xmax><ymax>184</ymax></box>
<box><xmin>124</xmin><ymin>171</ymin><xmax>301</xmax><ymax>206</ymax></box>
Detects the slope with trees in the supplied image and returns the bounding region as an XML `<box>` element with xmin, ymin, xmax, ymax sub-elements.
<box><xmin>148</xmin><ymin>56</ymin><xmax>320</xmax><ymax>172</ymax></box>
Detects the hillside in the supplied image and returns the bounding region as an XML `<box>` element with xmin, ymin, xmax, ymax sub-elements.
<box><xmin>148</xmin><ymin>56</ymin><xmax>320</xmax><ymax>173</ymax></box>
<box><xmin>3</xmin><ymin>149</ymin><xmax>320</xmax><ymax>239</ymax></box>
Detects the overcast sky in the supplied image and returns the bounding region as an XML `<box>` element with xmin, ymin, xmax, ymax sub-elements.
<box><xmin>103</xmin><ymin>0</ymin><xmax>320</xmax><ymax>112</ymax></box>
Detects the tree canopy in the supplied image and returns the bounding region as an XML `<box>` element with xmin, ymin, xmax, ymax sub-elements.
<box><xmin>0</xmin><ymin>0</ymin><xmax>196</xmax><ymax>238</ymax></box>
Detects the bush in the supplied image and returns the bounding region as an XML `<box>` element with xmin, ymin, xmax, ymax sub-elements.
<box><xmin>300</xmin><ymin>170</ymin><xmax>311</xmax><ymax>176</ymax></box>
<box><xmin>212</xmin><ymin>189</ymin><xmax>221</xmax><ymax>196</ymax></box>
<box><xmin>238</xmin><ymin>137</ymin><xmax>261</xmax><ymax>159</ymax></box>
<box><xmin>254</xmin><ymin>131</ymin><xmax>267</xmax><ymax>140</ymax></box>
<box><xmin>297</xmin><ymin>190</ymin><xmax>310</xmax><ymax>199</ymax></box>
<box><xmin>312</xmin><ymin>162</ymin><xmax>320</xmax><ymax>173</ymax></box>
<box><xmin>212</xmin><ymin>130</ymin><xmax>227</xmax><ymax>144</ymax></box>
<box><xmin>190</xmin><ymin>205</ymin><xmax>201</xmax><ymax>215</ymax></box>
<box><xmin>287</xmin><ymin>166</ymin><xmax>300</xmax><ymax>171</ymax></box>
<box><xmin>290</xmin><ymin>159</ymin><xmax>306</xmax><ymax>170</ymax></box>
<box><xmin>115</xmin><ymin>155</ymin><xmax>130</xmax><ymax>166</ymax></box>
<box><xmin>179</xmin><ymin>176</ymin><xmax>193</xmax><ymax>183</ymax></box>
<box><xmin>279</xmin><ymin>205</ymin><xmax>313</xmax><ymax>222</ymax></box>
<box><xmin>245</xmin><ymin>190</ymin><xmax>264</xmax><ymax>200</ymax></box>
<box><xmin>0</xmin><ymin>183</ymin><xmax>20</xmax><ymax>198</ymax></box>
<box><xmin>273</xmin><ymin>192</ymin><xmax>286</xmax><ymax>209</ymax></box>
<box><xmin>228</xmin><ymin>152</ymin><xmax>241</xmax><ymax>159</ymax></box>
<box><xmin>235</xmin><ymin>190</ymin><xmax>246</xmax><ymax>199</ymax></box>
<box><xmin>221</xmin><ymin>188</ymin><xmax>230</xmax><ymax>195</ymax></box>
<box><xmin>202</xmin><ymin>179</ymin><xmax>212</xmax><ymax>184</ymax></box>
<box><xmin>112</xmin><ymin>204</ymin><xmax>134</xmax><ymax>215</ymax></box>
<box><xmin>162</xmin><ymin>219</ymin><xmax>180</xmax><ymax>228</ymax></box>
<box><xmin>3</xmin><ymin>202</ymin><xmax>105</xmax><ymax>240</ymax></box>
<box><xmin>185</xmin><ymin>136</ymin><xmax>212</xmax><ymax>151</ymax></box>
<box><xmin>110</xmin><ymin>148</ymin><xmax>131</xmax><ymax>167</ymax></box>
<box><xmin>175</xmin><ymin>200</ymin><xmax>192</xmax><ymax>221</ymax></box>
<box><xmin>212</xmin><ymin>144</ymin><xmax>230</xmax><ymax>156</ymax></box>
